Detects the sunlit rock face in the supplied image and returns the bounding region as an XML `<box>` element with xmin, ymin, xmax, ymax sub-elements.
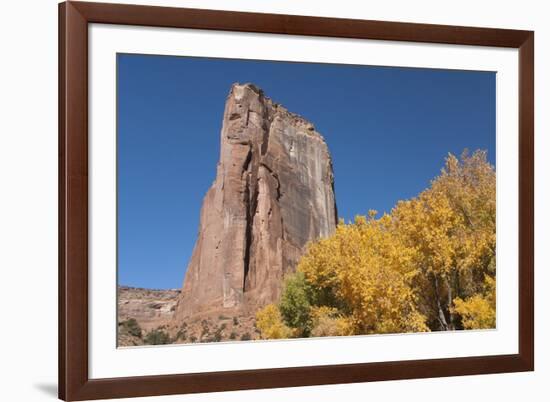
<box><xmin>173</xmin><ymin>83</ymin><xmax>337</xmax><ymax>321</ymax></box>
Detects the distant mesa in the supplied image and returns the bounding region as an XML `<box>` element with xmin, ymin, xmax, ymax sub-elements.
<box><xmin>173</xmin><ymin>83</ymin><xmax>338</xmax><ymax>323</ymax></box>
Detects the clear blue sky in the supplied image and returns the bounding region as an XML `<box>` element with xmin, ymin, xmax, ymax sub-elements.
<box><xmin>117</xmin><ymin>53</ymin><xmax>495</xmax><ymax>290</ymax></box>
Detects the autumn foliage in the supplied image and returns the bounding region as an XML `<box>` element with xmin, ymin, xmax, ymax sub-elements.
<box><xmin>256</xmin><ymin>150</ymin><xmax>496</xmax><ymax>338</ymax></box>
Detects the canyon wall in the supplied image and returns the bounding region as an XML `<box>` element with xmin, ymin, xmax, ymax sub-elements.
<box><xmin>173</xmin><ymin>83</ymin><xmax>337</xmax><ymax>321</ymax></box>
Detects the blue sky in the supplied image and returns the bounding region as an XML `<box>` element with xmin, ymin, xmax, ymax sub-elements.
<box><xmin>117</xmin><ymin>54</ymin><xmax>496</xmax><ymax>290</ymax></box>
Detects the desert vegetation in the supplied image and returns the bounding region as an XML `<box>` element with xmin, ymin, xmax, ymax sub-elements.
<box><xmin>144</xmin><ymin>328</ymin><xmax>172</xmax><ymax>345</ymax></box>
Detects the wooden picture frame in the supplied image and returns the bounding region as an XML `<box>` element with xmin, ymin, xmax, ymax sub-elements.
<box><xmin>59</xmin><ymin>1</ymin><xmax>534</xmax><ymax>400</ymax></box>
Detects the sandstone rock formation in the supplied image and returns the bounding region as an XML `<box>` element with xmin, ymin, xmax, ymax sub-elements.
<box><xmin>173</xmin><ymin>83</ymin><xmax>337</xmax><ymax>322</ymax></box>
<box><xmin>118</xmin><ymin>286</ymin><xmax>180</xmax><ymax>331</ymax></box>
<box><xmin>118</xmin><ymin>286</ymin><xmax>180</xmax><ymax>346</ymax></box>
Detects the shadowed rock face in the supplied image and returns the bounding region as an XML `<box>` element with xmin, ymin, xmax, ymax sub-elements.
<box><xmin>173</xmin><ymin>83</ymin><xmax>337</xmax><ymax>321</ymax></box>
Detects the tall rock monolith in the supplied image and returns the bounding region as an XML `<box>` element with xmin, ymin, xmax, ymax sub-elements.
<box><xmin>173</xmin><ymin>83</ymin><xmax>337</xmax><ymax>321</ymax></box>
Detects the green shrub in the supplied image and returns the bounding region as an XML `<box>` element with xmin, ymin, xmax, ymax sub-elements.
<box><xmin>211</xmin><ymin>324</ymin><xmax>226</xmax><ymax>342</ymax></box>
<box><xmin>279</xmin><ymin>271</ymin><xmax>313</xmax><ymax>336</ymax></box>
<box><xmin>200</xmin><ymin>319</ymin><xmax>210</xmax><ymax>338</ymax></box>
<box><xmin>176</xmin><ymin>328</ymin><xmax>187</xmax><ymax>341</ymax></box>
<box><xmin>119</xmin><ymin>318</ymin><xmax>142</xmax><ymax>338</ymax></box>
<box><xmin>144</xmin><ymin>328</ymin><xmax>171</xmax><ymax>345</ymax></box>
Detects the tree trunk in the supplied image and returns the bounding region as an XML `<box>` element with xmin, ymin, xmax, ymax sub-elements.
<box><xmin>433</xmin><ymin>275</ymin><xmax>449</xmax><ymax>331</ymax></box>
<box><xmin>446</xmin><ymin>277</ymin><xmax>455</xmax><ymax>330</ymax></box>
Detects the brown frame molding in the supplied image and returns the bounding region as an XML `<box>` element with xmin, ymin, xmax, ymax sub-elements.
<box><xmin>59</xmin><ymin>1</ymin><xmax>534</xmax><ymax>400</ymax></box>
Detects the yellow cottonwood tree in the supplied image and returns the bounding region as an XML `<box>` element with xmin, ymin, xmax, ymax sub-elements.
<box><xmin>309</xmin><ymin>306</ymin><xmax>353</xmax><ymax>337</ymax></box>
<box><xmin>255</xmin><ymin>150</ymin><xmax>496</xmax><ymax>339</ymax></box>
<box><xmin>393</xmin><ymin>150</ymin><xmax>496</xmax><ymax>330</ymax></box>
<box><xmin>255</xmin><ymin>303</ymin><xmax>293</xmax><ymax>339</ymax></box>
<box><xmin>298</xmin><ymin>214</ymin><xmax>429</xmax><ymax>335</ymax></box>
<box><xmin>452</xmin><ymin>275</ymin><xmax>496</xmax><ymax>329</ymax></box>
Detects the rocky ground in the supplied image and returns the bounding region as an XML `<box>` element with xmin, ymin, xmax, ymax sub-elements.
<box><xmin>169</xmin><ymin>311</ymin><xmax>260</xmax><ymax>344</ymax></box>
<box><xmin>117</xmin><ymin>286</ymin><xmax>260</xmax><ymax>347</ymax></box>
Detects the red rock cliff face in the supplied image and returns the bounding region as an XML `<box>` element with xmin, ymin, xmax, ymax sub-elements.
<box><xmin>173</xmin><ymin>83</ymin><xmax>337</xmax><ymax>321</ymax></box>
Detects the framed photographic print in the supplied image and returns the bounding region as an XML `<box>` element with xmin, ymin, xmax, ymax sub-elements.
<box><xmin>59</xmin><ymin>1</ymin><xmax>534</xmax><ymax>400</ymax></box>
